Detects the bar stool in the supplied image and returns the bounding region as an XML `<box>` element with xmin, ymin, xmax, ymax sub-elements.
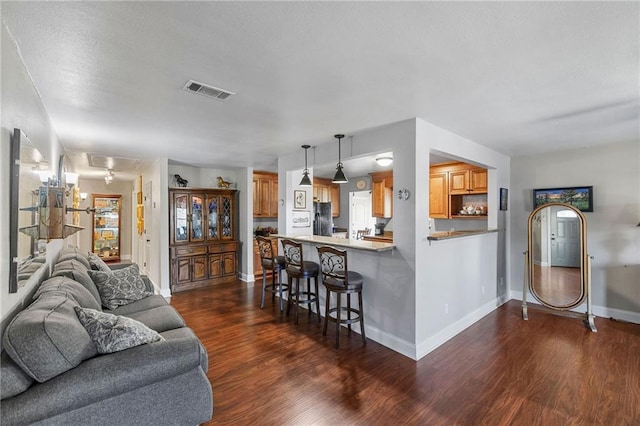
<box><xmin>256</xmin><ymin>236</ymin><xmax>288</xmax><ymax>311</ymax></box>
<box><xmin>317</xmin><ymin>245</ymin><xmax>366</xmax><ymax>349</ymax></box>
<box><xmin>280</xmin><ymin>239</ymin><xmax>320</xmax><ymax>324</ymax></box>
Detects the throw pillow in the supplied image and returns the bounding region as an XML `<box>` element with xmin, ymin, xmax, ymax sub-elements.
<box><xmin>87</xmin><ymin>264</ymin><xmax>152</xmax><ymax>310</ymax></box>
<box><xmin>88</xmin><ymin>253</ymin><xmax>111</xmax><ymax>272</ymax></box>
<box><xmin>74</xmin><ymin>307</ymin><xmax>164</xmax><ymax>354</ymax></box>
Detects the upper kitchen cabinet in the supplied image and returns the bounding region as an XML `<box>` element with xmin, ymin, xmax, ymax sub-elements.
<box><xmin>313</xmin><ymin>177</ymin><xmax>340</xmax><ymax>217</ymax></box>
<box><xmin>430</xmin><ymin>162</ymin><xmax>488</xmax><ymax>219</ymax></box>
<box><xmin>253</xmin><ymin>171</ymin><xmax>278</xmax><ymax>218</ymax></box>
<box><xmin>370</xmin><ymin>171</ymin><xmax>393</xmax><ymax>218</ymax></box>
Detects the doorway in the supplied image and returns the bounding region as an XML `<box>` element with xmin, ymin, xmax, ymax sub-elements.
<box><xmin>550</xmin><ymin>209</ymin><xmax>580</xmax><ymax>267</ymax></box>
<box><xmin>349</xmin><ymin>191</ymin><xmax>376</xmax><ymax>239</ymax></box>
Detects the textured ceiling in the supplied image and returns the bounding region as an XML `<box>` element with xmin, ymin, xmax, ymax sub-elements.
<box><xmin>2</xmin><ymin>2</ymin><xmax>638</xmax><ymax>179</ymax></box>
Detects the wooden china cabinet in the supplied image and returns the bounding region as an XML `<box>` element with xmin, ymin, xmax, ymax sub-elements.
<box><xmin>169</xmin><ymin>188</ymin><xmax>238</xmax><ymax>293</ymax></box>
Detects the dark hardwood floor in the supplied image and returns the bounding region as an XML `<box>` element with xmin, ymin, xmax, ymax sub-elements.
<box><xmin>170</xmin><ymin>280</ymin><xmax>640</xmax><ymax>425</ymax></box>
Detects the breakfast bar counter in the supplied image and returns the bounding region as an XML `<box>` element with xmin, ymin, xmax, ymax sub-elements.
<box><xmin>270</xmin><ymin>234</ymin><xmax>394</xmax><ymax>252</ymax></box>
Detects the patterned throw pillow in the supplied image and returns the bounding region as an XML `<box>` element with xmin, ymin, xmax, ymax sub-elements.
<box><xmin>87</xmin><ymin>264</ymin><xmax>153</xmax><ymax>310</ymax></box>
<box><xmin>74</xmin><ymin>307</ymin><xmax>164</xmax><ymax>354</ymax></box>
<box><xmin>88</xmin><ymin>253</ymin><xmax>111</xmax><ymax>272</ymax></box>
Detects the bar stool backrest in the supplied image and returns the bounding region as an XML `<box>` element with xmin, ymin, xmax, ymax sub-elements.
<box><xmin>281</xmin><ymin>239</ymin><xmax>304</xmax><ymax>273</ymax></box>
<box><xmin>256</xmin><ymin>236</ymin><xmax>276</xmax><ymax>262</ymax></box>
<box><xmin>317</xmin><ymin>246</ymin><xmax>348</xmax><ymax>282</ymax></box>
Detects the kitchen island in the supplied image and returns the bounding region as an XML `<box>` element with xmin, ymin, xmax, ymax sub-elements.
<box><xmin>271</xmin><ymin>234</ymin><xmax>394</xmax><ymax>252</ymax></box>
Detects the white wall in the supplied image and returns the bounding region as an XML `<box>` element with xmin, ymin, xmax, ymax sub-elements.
<box><xmin>1</xmin><ymin>23</ymin><xmax>66</xmax><ymax>323</ymax></box>
<box><xmin>510</xmin><ymin>140</ymin><xmax>640</xmax><ymax>321</ymax></box>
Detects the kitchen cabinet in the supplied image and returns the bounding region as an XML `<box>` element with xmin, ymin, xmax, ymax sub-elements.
<box><xmin>91</xmin><ymin>194</ymin><xmax>121</xmax><ymax>262</ymax></box>
<box><xmin>429</xmin><ymin>162</ymin><xmax>487</xmax><ymax>219</ymax></box>
<box><xmin>253</xmin><ymin>171</ymin><xmax>278</xmax><ymax>218</ymax></box>
<box><xmin>429</xmin><ymin>172</ymin><xmax>449</xmax><ymax>219</ymax></box>
<box><xmin>169</xmin><ymin>188</ymin><xmax>238</xmax><ymax>293</ymax></box>
<box><xmin>313</xmin><ymin>177</ymin><xmax>340</xmax><ymax>217</ymax></box>
<box><xmin>370</xmin><ymin>171</ymin><xmax>393</xmax><ymax>218</ymax></box>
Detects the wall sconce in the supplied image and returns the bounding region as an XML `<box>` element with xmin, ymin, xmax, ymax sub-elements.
<box><xmin>64</xmin><ymin>172</ymin><xmax>79</xmax><ymax>193</ymax></box>
<box><xmin>332</xmin><ymin>134</ymin><xmax>348</xmax><ymax>184</ymax></box>
<box><xmin>37</xmin><ymin>170</ymin><xmax>53</xmax><ymax>185</ymax></box>
<box><xmin>80</xmin><ymin>192</ymin><xmax>88</xmax><ymax>202</ymax></box>
<box><xmin>299</xmin><ymin>144</ymin><xmax>312</xmax><ymax>187</ymax></box>
<box><xmin>376</xmin><ymin>156</ymin><xmax>393</xmax><ymax>166</ymax></box>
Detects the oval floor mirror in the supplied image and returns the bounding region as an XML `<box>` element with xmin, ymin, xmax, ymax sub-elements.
<box><xmin>522</xmin><ymin>202</ymin><xmax>596</xmax><ymax>332</ymax></box>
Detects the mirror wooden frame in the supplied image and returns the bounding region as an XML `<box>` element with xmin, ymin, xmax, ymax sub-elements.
<box><xmin>522</xmin><ymin>202</ymin><xmax>596</xmax><ymax>332</ymax></box>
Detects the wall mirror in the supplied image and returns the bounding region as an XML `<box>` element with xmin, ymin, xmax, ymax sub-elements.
<box><xmin>522</xmin><ymin>202</ymin><xmax>596</xmax><ymax>331</ymax></box>
<box><xmin>10</xmin><ymin>128</ymin><xmax>48</xmax><ymax>293</ymax></box>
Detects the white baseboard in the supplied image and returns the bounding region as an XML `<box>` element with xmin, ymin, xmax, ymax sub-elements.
<box><xmin>415</xmin><ymin>295</ymin><xmax>510</xmax><ymax>361</ymax></box>
<box><xmin>510</xmin><ymin>290</ymin><xmax>640</xmax><ymax>325</ymax></box>
<box><xmin>238</xmin><ymin>272</ymin><xmax>255</xmax><ymax>283</ymax></box>
<box><xmin>160</xmin><ymin>288</ymin><xmax>172</xmax><ymax>298</ymax></box>
<box><xmin>364</xmin><ymin>324</ymin><xmax>417</xmax><ymax>360</ymax></box>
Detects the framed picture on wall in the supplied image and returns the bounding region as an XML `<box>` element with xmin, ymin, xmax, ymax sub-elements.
<box><xmin>533</xmin><ymin>186</ymin><xmax>593</xmax><ymax>212</ymax></box>
<box><xmin>292</xmin><ymin>210</ymin><xmax>310</xmax><ymax>227</ymax></box>
<box><xmin>499</xmin><ymin>188</ymin><xmax>508</xmax><ymax>211</ymax></box>
<box><xmin>294</xmin><ymin>190</ymin><xmax>306</xmax><ymax>209</ymax></box>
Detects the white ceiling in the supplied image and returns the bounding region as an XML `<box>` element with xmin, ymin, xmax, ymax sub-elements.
<box><xmin>2</xmin><ymin>2</ymin><xmax>638</xmax><ymax>180</ymax></box>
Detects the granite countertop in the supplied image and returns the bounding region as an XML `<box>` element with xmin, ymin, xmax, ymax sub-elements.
<box><xmin>427</xmin><ymin>229</ymin><xmax>498</xmax><ymax>241</ymax></box>
<box><xmin>271</xmin><ymin>234</ymin><xmax>394</xmax><ymax>252</ymax></box>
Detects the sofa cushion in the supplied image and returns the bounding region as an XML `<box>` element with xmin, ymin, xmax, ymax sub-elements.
<box><xmin>123</xmin><ymin>306</ymin><xmax>186</xmax><ymax>333</ymax></box>
<box><xmin>104</xmin><ymin>294</ymin><xmax>168</xmax><ymax>316</ymax></box>
<box><xmin>2</xmin><ymin>294</ymin><xmax>97</xmax><ymax>382</ymax></box>
<box><xmin>74</xmin><ymin>307</ymin><xmax>164</xmax><ymax>354</ymax></box>
<box><xmin>58</xmin><ymin>251</ymin><xmax>91</xmax><ymax>269</ymax></box>
<box><xmin>1</xmin><ymin>351</ymin><xmax>34</xmax><ymax>399</ymax></box>
<box><xmin>88</xmin><ymin>264</ymin><xmax>153</xmax><ymax>310</ymax></box>
<box><xmin>34</xmin><ymin>276</ymin><xmax>101</xmax><ymax>311</ymax></box>
<box><xmin>52</xmin><ymin>260</ymin><xmax>101</xmax><ymax>304</ymax></box>
<box><xmin>88</xmin><ymin>253</ymin><xmax>111</xmax><ymax>272</ymax></box>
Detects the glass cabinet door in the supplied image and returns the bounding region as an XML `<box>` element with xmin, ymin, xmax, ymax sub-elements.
<box><xmin>174</xmin><ymin>193</ymin><xmax>189</xmax><ymax>242</ymax></box>
<box><xmin>191</xmin><ymin>194</ymin><xmax>204</xmax><ymax>242</ymax></box>
<box><xmin>92</xmin><ymin>194</ymin><xmax>121</xmax><ymax>262</ymax></box>
<box><xmin>207</xmin><ymin>195</ymin><xmax>219</xmax><ymax>240</ymax></box>
<box><xmin>221</xmin><ymin>194</ymin><xmax>233</xmax><ymax>240</ymax></box>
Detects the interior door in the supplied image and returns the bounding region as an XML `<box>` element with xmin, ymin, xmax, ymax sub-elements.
<box><xmin>349</xmin><ymin>191</ymin><xmax>375</xmax><ymax>239</ymax></box>
<box><xmin>143</xmin><ymin>182</ymin><xmax>152</xmax><ymax>274</ymax></box>
<box><xmin>550</xmin><ymin>210</ymin><xmax>580</xmax><ymax>267</ymax></box>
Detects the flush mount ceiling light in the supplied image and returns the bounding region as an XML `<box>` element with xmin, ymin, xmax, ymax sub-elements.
<box><xmin>299</xmin><ymin>145</ymin><xmax>312</xmax><ymax>187</ymax></box>
<box><xmin>376</xmin><ymin>156</ymin><xmax>393</xmax><ymax>166</ymax></box>
<box><xmin>332</xmin><ymin>134</ymin><xmax>348</xmax><ymax>184</ymax></box>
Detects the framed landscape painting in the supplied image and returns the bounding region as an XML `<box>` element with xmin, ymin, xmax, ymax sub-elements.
<box><xmin>533</xmin><ymin>186</ymin><xmax>593</xmax><ymax>212</ymax></box>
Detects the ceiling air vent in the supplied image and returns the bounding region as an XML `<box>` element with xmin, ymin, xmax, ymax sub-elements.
<box><xmin>183</xmin><ymin>80</ymin><xmax>235</xmax><ymax>101</ymax></box>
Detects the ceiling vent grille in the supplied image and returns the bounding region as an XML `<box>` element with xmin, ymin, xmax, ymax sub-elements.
<box><xmin>183</xmin><ymin>80</ymin><xmax>235</xmax><ymax>101</ymax></box>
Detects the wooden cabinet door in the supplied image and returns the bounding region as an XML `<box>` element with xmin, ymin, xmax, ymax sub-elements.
<box><xmin>171</xmin><ymin>192</ymin><xmax>189</xmax><ymax>245</ymax></box>
<box><xmin>330</xmin><ymin>184</ymin><xmax>340</xmax><ymax>217</ymax></box>
<box><xmin>269</xmin><ymin>179</ymin><xmax>278</xmax><ymax>217</ymax></box>
<box><xmin>469</xmin><ymin>169</ymin><xmax>488</xmax><ymax>193</ymax></box>
<box><xmin>372</xmin><ymin>179</ymin><xmax>386</xmax><ymax>217</ymax></box>
<box><xmin>209</xmin><ymin>254</ymin><xmax>222</xmax><ymax>279</ymax></box>
<box><xmin>253</xmin><ymin>240</ymin><xmax>263</xmax><ymax>277</ymax></box>
<box><xmin>176</xmin><ymin>257</ymin><xmax>192</xmax><ymax>284</ymax></box>
<box><xmin>429</xmin><ymin>173</ymin><xmax>449</xmax><ymax>218</ymax></box>
<box><xmin>192</xmin><ymin>255</ymin><xmax>208</xmax><ymax>281</ymax></box>
<box><xmin>252</xmin><ymin>178</ymin><xmax>261</xmax><ymax>217</ymax></box>
<box><xmin>222</xmin><ymin>252</ymin><xmax>237</xmax><ymax>277</ymax></box>
<box><xmin>220</xmin><ymin>193</ymin><xmax>234</xmax><ymax>240</ymax></box>
<box><xmin>449</xmin><ymin>170</ymin><xmax>469</xmax><ymax>194</ymax></box>
<box><xmin>259</xmin><ymin>179</ymin><xmax>271</xmax><ymax>216</ymax></box>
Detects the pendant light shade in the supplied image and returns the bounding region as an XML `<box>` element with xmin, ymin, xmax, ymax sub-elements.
<box><xmin>299</xmin><ymin>145</ymin><xmax>312</xmax><ymax>187</ymax></box>
<box><xmin>332</xmin><ymin>134</ymin><xmax>348</xmax><ymax>184</ymax></box>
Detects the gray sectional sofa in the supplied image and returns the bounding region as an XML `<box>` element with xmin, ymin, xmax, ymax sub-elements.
<box><xmin>1</xmin><ymin>247</ymin><xmax>213</xmax><ymax>425</ymax></box>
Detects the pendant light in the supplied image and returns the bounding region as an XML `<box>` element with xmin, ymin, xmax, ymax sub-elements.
<box><xmin>332</xmin><ymin>134</ymin><xmax>348</xmax><ymax>184</ymax></box>
<box><xmin>299</xmin><ymin>145</ymin><xmax>312</xmax><ymax>187</ymax></box>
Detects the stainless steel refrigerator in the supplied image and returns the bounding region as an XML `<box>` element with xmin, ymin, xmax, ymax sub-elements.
<box><xmin>313</xmin><ymin>202</ymin><xmax>332</xmax><ymax>236</ymax></box>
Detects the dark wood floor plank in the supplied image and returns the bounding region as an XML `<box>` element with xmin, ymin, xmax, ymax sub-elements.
<box><xmin>169</xmin><ymin>281</ymin><xmax>640</xmax><ymax>425</ymax></box>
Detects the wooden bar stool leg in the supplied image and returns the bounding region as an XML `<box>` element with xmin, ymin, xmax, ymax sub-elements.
<box><xmin>335</xmin><ymin>292</ymin><xmax>341</xmax><ymax>349</ymax></box>
<box><xmin>359</xmin><ymin>291</ymin><xmax>366</xmax><ymax>344</ymax></box>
